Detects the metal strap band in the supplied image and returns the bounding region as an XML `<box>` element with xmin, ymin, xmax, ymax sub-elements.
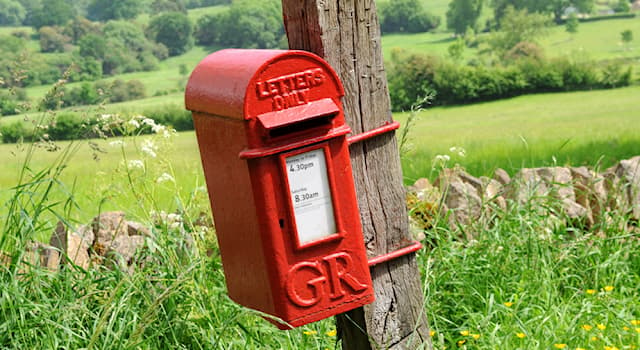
<box><xmin>368</xmin><ymin>240</ymin><xmax>422</xmax><ymax>267</ymax></box>
<box><xmin>347</xmin><ymin>120</ymin><xmax>400</xmax><ymax>145</ymax></box>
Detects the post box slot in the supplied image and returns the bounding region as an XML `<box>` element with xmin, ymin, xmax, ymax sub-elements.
<box><xmin>268</xmin><ymin>114</ymin><xmax>334</xmax><ymax>138</ymax></box>
<box><xmin>257</xmin><ymin>98</ymin><xmax>339</xmax><ymax>139</ymax></box>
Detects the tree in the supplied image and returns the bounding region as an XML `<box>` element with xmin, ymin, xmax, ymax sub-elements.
<box><xmin>491</xmin><ymin>0</ymin><xmax>595</xmax><ymax>25</ymax></box>
<box><xmin>565</xmin><ymin>13</ymin><xmax>579</xmax><ymax>34</ymax></box>
<box><xmin>379</xmin><ymin>0</ymin><xmax>440</xmax><ymax>33</ymax></box>
<box><xmin>613</xmin><ymin>0</ymin><xmax>631</xmax><ymax>13</ymax></box>
<box><xmin>196</xmin><ymin>0</ymin><xmax>284</xmax><ymax>49</ymax></box>
<box><xmin>29</xmin><ymin>0</ymin><xmax>76</xmax><ymax>29</ymax></box>
<box><xmin>0</xmin><ymin>0</ymin><xmax>26</xmax><ymax>26</ymax></box>
<box><xmin>488</xmin><ymin>6</ymin><xmax>550</xmax><ymax>56</ymax></box>
<box><xmin>151</xmin><ymin>0</ymin><xmax>186</xmax><ymax>14</ymax></box>
<box><xmin>38</xmin><ymin>26</ymin><xmax>72</xmax><ymax>53</ymax></box>
<box><xmin>447</xmin><ymin>0</ymin><xmax>483</xmax><ymax>35</ymax></box>
<box><xmin>79</xmin><ymin>21</ymin><xmax>164</xmax><ymax>75</ymax></box>
<box><xmin>621</xmin><ymin>29</ymin><xmax>633</xmax><ymax>45</ymax></box>
<box><xmin>147</xmin><ymin>12</ymin><xmax>193</xmax><ymax>56</ymax></box>
<box><xmin>63</xmin><ymin>16</ymin><xmax>102</xmax><ymax>44</ymax></box>
<box><xmin>88</xmin><ymin>0</ymin><xmax>146</xmax><ymax>21</ymax></box>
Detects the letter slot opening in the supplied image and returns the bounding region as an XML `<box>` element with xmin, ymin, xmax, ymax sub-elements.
<box><xmin>268</xmin><ymin>114</ymin><xmax>335</xmax><ymax>138</ymax></box>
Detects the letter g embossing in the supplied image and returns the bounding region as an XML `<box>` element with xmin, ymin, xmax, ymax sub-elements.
<box><xmin>286</xmin><ymin>261</ymin><xmax>326</xmax><ymax>307</ymax></box>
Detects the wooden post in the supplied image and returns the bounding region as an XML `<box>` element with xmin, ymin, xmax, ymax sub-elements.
<box><xmin>282</xmin><ymin>1</ymin><xmax>432</xmax><ymax>349</ymax></box>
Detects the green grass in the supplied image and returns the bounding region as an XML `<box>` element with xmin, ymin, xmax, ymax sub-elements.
<box><xmin>421</xmin><ymin>203</ymin><xmax>640</xmax><ymax>349</ymax></box>
<box><xmin>1</xmin><ymin>114</ymin><xmax>638</xmax><ymax>348</ymax></box>
<box><xmin>398</xmin><ymin>85</ymin><xmax>640</xmax><ymax>183</ymax></box>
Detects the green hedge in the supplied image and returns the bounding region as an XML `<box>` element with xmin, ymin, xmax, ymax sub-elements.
<box><xmin>0</xmin><ymin>104</ymin><xmax>194</xmax><ymax>144</ymax></box>
<box><xmin>557</xmin><ymin>12</ymin><xmax>636</xmax><ymax>24</ymax></box>
<box><xmin>388</xmin><ymin>55</ymin><xmax>633</xmax><ymax>110</ymax></box>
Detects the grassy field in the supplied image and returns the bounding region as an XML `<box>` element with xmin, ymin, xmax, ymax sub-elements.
<box><xmin>1</xmin><ymin>107</ymin><xmax>638</xmax><ymax>349</ymax></box>
<box><xmin>399</xmin><ymin>84</ymin><xmax>640</xmax><ymax>183</ymax></box>
<box><xmin>2</xmin><ymin>84</ymin><xmax>638</xmax><ymax>226</ymax></box>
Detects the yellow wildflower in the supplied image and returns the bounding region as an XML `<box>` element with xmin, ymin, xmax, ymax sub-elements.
<box><xmin>631</xmin><ymin>320</ymin><xmax>640</xmax><ymax>326</ymax></box>
<box><xmin>623</xmin><ymin>326</ymin><xmax>630</xmax><ymax>331</ymax></box>
<box><xmin>553</xmin><ymin>344</ymin><xmax>567</xmax><ymax>349</ymax></box>
<box><xmin>604</xmin><ymin>346</ymin><xmax>619</xmax><ymax>350</ymax></box>
<box><xmin>586</xmin><ymin>289</ymin><xmax>596</xmax><ymax>295</ymax></box>
<box><xmin>603</xmin><ymin>285</ymin><xmax>614</xmax><ymax>292</ymax></box>
<box><xmin>576</xmin><ymin>348</ymin><xmax>586</xmax><ymax>350</ymax></box>
<box><xmin>303</xmin><ymin>330</ymin><xmax>317</xmax><ymax>336</ymax></box>
<box><xmin>325</xmin><ymin>329</ymin><xmax>337</xmax><ymax>337</ymax></box>
<box><xmin>471</xmin><ymin>333</ymin><xmax>480</xmax><ymax>340</ymax></box>
<box><xmin>516</xmin><ymin>332</ymin><xmax>526</xmax><ymax>339</ymax></box>
<box><xmin>590</xmin><ymin>336</ymin><xmax>598</xmax><ymax>341</ymax></box>
<box><xmin>460</xmin><ymin>330</ymin><xmax>470</xmax><ymax>336</ymax></box>
<box><xmin>635</xmin><ymin>327</ymin><xmax>640</xmax><ymax>333</ymax></box>
<box><xmin>581</xmin><ymin>324</ymin><xmax>593</xmax><ymax>331</ymax></box>
<box><xmin>597</xmin><ymin>324</ymin><xmax>606</xmax><ymax>330</ymax></box>
<box><xmin>503</xmin><ymin>302</ymin><xmax>513</xmax><ymax>307</ymax></box>
<box><xmin>457</xmin><ymin>339</ymin><xmax>466</xmax><ymax>346</ymax></box>
<box><xmin>430</xmin><ymin>330</ymin><xmax>436</xmax><ymax>337</ymax></box>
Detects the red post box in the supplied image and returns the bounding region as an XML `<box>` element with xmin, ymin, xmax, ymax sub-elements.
<box><xmin>185</xmin><ymin>49</ymin><xmax>374</xmax><ymax>328</ymax></box>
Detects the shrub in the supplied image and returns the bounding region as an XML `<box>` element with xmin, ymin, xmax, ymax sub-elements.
<box><xmin>38</xmin><ymin>26</ymin><xmax>71</xmax><ymax>53</ymax></box>
<box><xmin>142</xmin><ymin>104</ymin><xmax>193</xmax><ymax>131</ymax></box>
<box><xmin>0</xmin><ymin>121</ymin><xmax>29</xmax><ymax>143</ymax></box>
<box><xmin>387</xmin><ymin>53</ymin><xmax>633</xmax><ymax>110</ymax></box>
<box><xmin>599</xmin><ymin>62</ymin><xmax>633</xmax><ymax>88</ymax></box>
<box><xmin>96</xmin><ymin>79</ymin><xmax>146</xmax><ymax>103</ymax></box>
<box><xmin>380</xmin><ymin>0</ymin><xmax>440</xmax><ymax>33</ymax></box>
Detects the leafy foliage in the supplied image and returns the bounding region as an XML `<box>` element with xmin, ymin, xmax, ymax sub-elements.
<box><xmin>87</xmin><ymin>0</ymin><xmax>145</xmax><ymax>21</ymax></box>
<box><xmin>446</xmin><ymin>0</ymin><xmax>484</xmax><ymax>35</ymax></box>
<box><xmin>147</xmin><ymin>12</ymin><xmax>193</xmax><ymax>56</ymax></box>
<box><xmin>0</xmin><ymin>0</ymin><xmax>26</xmax><ymax>26</ymax></box>
<box><xmin>379</xmin><ymin>0</ymin><xmax>441</xmax><ymax>34</ymax></box>
<box><xmin>195</xmin><ymin>0</ymin><xmax>283</xmax><ymax>49</ymax></box>
<box><xmin>38</xmin><ymin>26</ymin><xmax>71</xmax><ymax>53</ymax></box>
<box><xmin>28</xmin><ymin>0</ymin><xmax>76</xmax><ymax>29</ymax></box>
<box><xmin>486</xmin><ymin>6</ymin><xmax>551</xmax><ymax>57</ymax></box>
<box><xmin>388</xmin><ymin>52</ymin><xmax>633</xmax><ymax>110</ymax></box>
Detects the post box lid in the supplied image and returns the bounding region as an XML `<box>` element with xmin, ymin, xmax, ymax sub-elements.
<box><xmin>185</xmin><ymin>49</ymin><xmax>344</xmax><ymax>121</ymax></box>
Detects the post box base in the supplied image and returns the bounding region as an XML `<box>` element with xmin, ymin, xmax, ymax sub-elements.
<box><xmin>270</xmin><ymin>293</ymin><xmax>375</xmax><ymax>330</ymax></box>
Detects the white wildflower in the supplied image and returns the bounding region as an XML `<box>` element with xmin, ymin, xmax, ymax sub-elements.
<box><xmin>434</xmin><ymin>154</ymin><xmax>450</xmax><ymax>163</ymax></box>
<box><xmin>141</xmin><ymin>118</ymin><xmax>156</xmax><ymax>127</ymax></box>
<box><xmin>156</xmin><ymin>172</ymin><xmax>175</xmax><ymax>184</ymax></box>
<box><xmin>141</xmin><ymin>139</ymin><xmax>157</xmax><ymax>158</ymax></box>
<box><xmin>449</xmin><ymin>146</ymin><xmax>466</xmax><ymax>158</ymax></box>
<box><xmin>100</xmin><ymin>114</ymin><xmax>112</xmax><ymax>121</ymax></box>
<box><xmin>128</xmin><ymin>159</ymin><xmax>145</xmax><ymax>170</ymax></box>
<box><xmin>151</xmin><ymin>124</ymin><xmax>166</xmax><ymax>134</ymax></box>
<box><xmin>127</xmin><ymin>119</ymin><xmax>140</xmax><ymax>128</ymax></box>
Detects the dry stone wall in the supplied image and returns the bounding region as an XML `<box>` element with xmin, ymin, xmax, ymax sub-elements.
<box><xmin>408</xmin><ymin>156</ymin><xmax>640</xmax><ymax>238</ymax></box>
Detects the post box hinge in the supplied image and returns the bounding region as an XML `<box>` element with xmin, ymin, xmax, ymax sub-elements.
<box><xmin>347</xmin><ymin>120</ymin><xmax>400</xmax><ymax>145</ymax></box>
<box><xmin>367</xmin><ymin>240</ymin><xmax>422</xmax><ymax>267</ymax></box>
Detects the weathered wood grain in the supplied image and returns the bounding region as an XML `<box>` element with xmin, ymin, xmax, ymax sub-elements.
<box><xmin>282</xmin><ymin>1</ymin><xmax>432</xmax><ymax>348</ymax></box>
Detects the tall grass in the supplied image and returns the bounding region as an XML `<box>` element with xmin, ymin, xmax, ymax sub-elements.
<box><xmin>421</xmin><ymin>199</ymin><xmax>640</xmax><ymax>349</ymax></box>
<box><xmin>0</xmin><ymin>89</ymin><xmax>340</xmax><ymax>349</ymax></box>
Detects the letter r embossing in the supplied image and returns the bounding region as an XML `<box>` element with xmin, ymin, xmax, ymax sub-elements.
<box><xmin>323</xmin><ymin>252</ymin><xmax>368</xmax><ymax>300</ymax></box>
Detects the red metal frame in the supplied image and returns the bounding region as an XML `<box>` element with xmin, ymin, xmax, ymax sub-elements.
<box><xmin>278</xmin><ymin>143</ymin><xmax>345</xmax><ymax>250</ymax></box>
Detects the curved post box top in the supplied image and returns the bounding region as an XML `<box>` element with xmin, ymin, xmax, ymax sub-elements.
<box><xmin>185</xmin><ymin>49</ymin><xmax>345</xmax><ymax>121</ymax></box>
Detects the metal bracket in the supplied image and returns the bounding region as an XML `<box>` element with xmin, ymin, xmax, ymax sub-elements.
<box><xmin>347</xmin><ymin>120</ymin><xmax>400</xmax><ymax>145</ymax></box>
<box><xmin>346</xmin><ymin>120</ymin><xmax>422</xmax><ymax>266</ymax></box>
<box><xmin>368</xmin><ymin>241</ymin><xmax>422</xmax><ymax>267</ymax></box>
